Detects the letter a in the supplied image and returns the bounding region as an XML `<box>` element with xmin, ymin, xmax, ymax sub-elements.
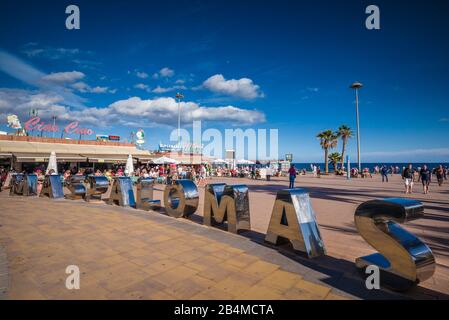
<box><xmin>65</xmin><ymin>5</ymin><xmax>80</xmax><ymax>30</ymax></box>
<box><xmin>65</xmin><ymin>265</ymin><xmax>80</xmax><ymax>289</ymax></box>
<box><xmin>365</xmin><ymin>5</ymin><xmax>380</xmax><ymax>30</ymax></box>
<box><xmin>265</xmin><ymin>189</ymin><xmax>326</xmax><ymax>258</ymax></box>
<box><xmin>365</xmin><ymin>265</ymin><xmax>380</xmax><ymax>290</ymax></box>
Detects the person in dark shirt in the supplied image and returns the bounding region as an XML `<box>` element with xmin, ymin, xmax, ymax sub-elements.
<box><xmin>435</xmin><ymin>165</ymin><xmax>444</xmax><ymax>186</ymax></box>
<box><xmin>402</xmin><ymin>163</ymin><xmax>414</xmax><ymax>194</ymax></box>
<box><xmin>380</xmin><ymin>165</ymin><xmax>389</xmax><ymax>183</ymax></box>
<box><xmin>419</xmin><ymin>164</ymin><xmax>431</xmax><ymax>194</ymax></box>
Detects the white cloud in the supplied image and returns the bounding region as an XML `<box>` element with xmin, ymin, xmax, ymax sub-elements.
<box><xmin>0</xmin><ymin>50</ymin><xmax>85</xmax><ymax>106</ymax></box>
<box><xmin>90</xmin><ymin>86</ymin><xmax>109</xmax><ymax>93</ymax></box>
<box><xmin>21</xmin><ymin>43</ymin><xmax>88</xmax><ymax>60</ymax></box>
<box><xmin>134</xmin><ymin>83</ymin><xmax>150</xmax><ymax>91</ymax></box>
<box><xmin>202</xmin><ymin>74</ymin><xmax>263</xmax><ymax>99</ymax></box>
<box><xmin>109</xmin><ymin>97</ymin><xmax>265</xmax><ymax>125</ymax></box>
<box><xmin>42</xmin><ymin>71</ymin><xmax>85</xmax><ymax>83</ymax></box>
<box><xmin>160</xmin><ymin>67</ymin><xmax>174</xmax><ymax>77</ymax></box>
<box><xmin>439</xmin><ymin>118</ymin><xmax>448</xmax><ymax>122</ymax></box>
<box><xmin>136</xmin><ymin>71</ymin><xmax>148</xmax><ymax>79</ymax></box>
<box><xmin>71</xmin><ymin>82</ymin><xmax>109</xmax><ymax>94</ymax></box>
<box><xmin>153</xmin><ymin>67</ymin><xmax>175</xmax><ymax>79</ymax></box>
<box><xmin>134</xmin><ymin>83</ymin><xmax>149</xmax><ymax>90</ymax></box>
<box><xmin>0</xmin><ymin>88</ymin><xmax>265</xmax><ymax>127</ymax></box>
<box><xmin>152</xmin><ymin>85</ymin><xmax>186</xmax><ymax>94</ymax></box>
<box><xmin>152</xmin><ymin>86</ymin><xmax>171</xmax><ymax>94</ymax></box>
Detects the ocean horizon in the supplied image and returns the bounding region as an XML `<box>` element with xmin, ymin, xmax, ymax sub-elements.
<box><xmin>292</xmin><ymin>162</ymin><xmax>449</xmax><ymax>172</ymax></box>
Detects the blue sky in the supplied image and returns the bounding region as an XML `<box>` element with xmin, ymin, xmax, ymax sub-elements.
<box><xmin>0</xmin><ymin>0</ymin><xmax>448</xmax><ymax>162</ymax></box>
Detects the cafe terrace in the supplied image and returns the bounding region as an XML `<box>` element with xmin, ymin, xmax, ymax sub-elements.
<box><xmin>0</xmin><ymin>135</ymin><xmax>209</xmax><ymax>171</ymax></box>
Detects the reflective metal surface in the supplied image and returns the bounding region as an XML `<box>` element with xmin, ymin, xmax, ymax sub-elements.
<box><xmin>163</xmin><ymin>179</ymin><xmax>199</xmax><ymax>218</ymax></box>
<box><xmin>65</xmin><ymin>175</ymin><xmax>86</xmax><ymax>200</ymax></box>
<box><xmin>355</xmin><ymin>197</ymin><xmax>435</xmax><ymax>291</ymax></box>
<box><xmin>24</xmin><ymin>174</ymin><xmax>38</xmax><ymax>196</ymax></box>
<box><xmin>108</xmin><ymin>177</ymin><xmax>136</xmax><ymax>207</ymax></box>
<box><xmin>85</xmin><ymin>175</ymin><xmax>109</xmax><ymax>202</ymax></box>
<box><xmin>40</xmin><ymin>175</ymin><xmax>64</xmax><ymax>199</ymax></box>
<box><xmin>136</xmin><ymin>177</ymin><xmax>161</xmax><ymax>210</ymax></box>
<box><xmin>265</xmin><ymin>188</ymin><xmax>326</xmax><ymax>258</ymax></box>
<box><xmin>203</xmin><ymin>183</ymin><xmax>251</xmax><ymax>233</ymax></box>
<box><xmin>10</xmin><ymin>173</ymin><xmax>37</xmax><ymax>196</ymax></box>
<box><xmin>9</xmin><ymin>173</ymin><xmax>25</xmax><ymax>196</ymax></box>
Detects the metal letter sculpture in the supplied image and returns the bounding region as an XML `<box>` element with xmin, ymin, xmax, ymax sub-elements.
<box><xmin>65</xmin><ymin>175</ymin><xmax>86</xmax><ymax>200</ymax></box>
<box><xmin>23</xmin><ymin>174</ymin><xmax>38</xmax><ymax>196</ymax></box>
<box><xmin>163</xmin><ymin>179</ymin><xmax>199</xmax><ymax>218</ymax></box>
<box><xmin>203</xmin><ymin>183</ymin><xmax>251</xmax><ymax>233</ymax></box>
<box><xmin>108</xmin><ymin>177</ymin><xmax>136</xmax><ymax>207</ymax></box>
<box><xmin>85</xmin><ymin>175</ymin><xmax>109</xmax><ymax>202</ymax></box>
<box><xmin>265</xmin><ymin>188</ymin><xmax>326</xmax><ymax>258</ymax></box>
<box><xmin>40</xmin><ymin>174</ymin><xmax>64</xmax><ymax>199</ymax></box>
<box><xmin>136</xmin><ymin>177</ymin><xmax>161</xmax><ymax>210</ymax></box>
<box><xmin>354</xmin><ymin>198</ymin><xmax>435</xmax><ymax>291</ymax></box>
<box><xmin>9</xmin><ymin>173</ymin><xmax>24</xmax><ymax>196</ymax></box>
<box><xmin>10</xmin><ymin>174</ymin><xmax>38</xmax><ymax>196</ymax></box>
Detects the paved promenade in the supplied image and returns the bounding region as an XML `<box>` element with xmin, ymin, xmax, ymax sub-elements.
<box><xmin>0</xmin><ymin>192</ymin><xmax>351</xmax><ymax>300</ymax></box>
<box><xmin>0</xmin><ymin>173</ymin><xmax>448</xmax><ymax>300</ymax></box>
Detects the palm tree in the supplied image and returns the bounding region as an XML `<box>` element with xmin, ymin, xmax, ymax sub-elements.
<box><xmin>317</xmin><ymin>130</ymin><xmax>338</xmax><ymax>174</ymax></box>
<box><xmin>328</xmin><ymin>152</ymin><xmax>342</xmax><ymax>173</ymax></box>
<box><xmin>336</xmin><ymin>125</ymin><xmax>353</xmax><ymax>170</ymax></box>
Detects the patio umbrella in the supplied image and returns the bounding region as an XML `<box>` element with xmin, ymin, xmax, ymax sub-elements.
<box><xmin>46</xmin><ymin>151</ymin><xmax>58</xmax><ymax>174</ymax></box>
<box><xmin>125</xmin><ymin>154</ymin><xmax>134</xmax><ymax>176</ymax></box>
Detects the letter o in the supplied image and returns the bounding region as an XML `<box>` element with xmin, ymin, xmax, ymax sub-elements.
<box><xmin>163</xmin><ymin>179</ymin><xmax>198</xmax><ymax>218</ymax></box>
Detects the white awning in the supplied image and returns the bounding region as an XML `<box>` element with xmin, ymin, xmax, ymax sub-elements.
<box><xmin>151</xmin><ymin>156</ymin><xmax>179</xmax><ymax>164</ymax></box>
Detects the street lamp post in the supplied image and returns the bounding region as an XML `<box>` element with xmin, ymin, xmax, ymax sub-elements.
<box><xmin>350</xmin><ymin>82</ymin><xmax>363</xmax><ymax>173</ymax></box>
<box><xmin>175</xmin><ymin>92</ymin><xmax>184</xmax><ymax>145</ymax></box>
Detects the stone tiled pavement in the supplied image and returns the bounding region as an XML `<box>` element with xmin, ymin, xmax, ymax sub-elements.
<box><xmin>0</xmin><ymin>244</ymin><xmax>8</xmax><ymax>299</ymax></box>
<box><xmin>2</xmin><ymin>176</ymin><xmax>447</xmax><ymax>300</ymax></box>
<box><xmin>0</xmin><ymin>192</ymin><xmax>356</xmax><ymax>300</ymax></box>
<box><xmin>171</xmin><ymin>175</ymin><xmax>449</xmax><ymax>298</ymax></box>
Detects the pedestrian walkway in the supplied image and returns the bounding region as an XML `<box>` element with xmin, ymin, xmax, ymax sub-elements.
<box><xmin>0</xmin><ymin>191</ymin><xmax>408</xmax><ymax>300</ymax></box>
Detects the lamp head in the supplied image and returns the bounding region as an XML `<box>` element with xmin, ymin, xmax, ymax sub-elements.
<box><xmin>350</xmin><ymin>82</ymin><xmax>363</xmax><ymax>89</ymax></box>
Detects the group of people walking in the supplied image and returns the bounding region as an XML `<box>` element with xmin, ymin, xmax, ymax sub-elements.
<box><xmin>401</xmin><ymin>164</ymin><xmax>447</xmax><ymax>194</ymax></box>
<box><xmin>286</xmin><ymin>163</ymin><xmax>448</xmax><ymax>194</ymax></box>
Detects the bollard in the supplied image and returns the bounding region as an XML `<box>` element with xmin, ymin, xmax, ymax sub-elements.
<box><xmin>40</xmin><ymin>175</ymin><xmax>64</xmax><ymax>199</ymax></box>
<box><xmin>265</xmin><ymin>188</ymin><xmax>326</xmax><ymax>258</ymax></box>
<box><xmin>65</xmin><ymin>175</ymin><xmax>86</xmax><ymax>200</ymax></box>
<box><xmin>85</xmin><ymin>175</ymin><xmax>109</xmax><ymax>202</ymax></box>
<box><xmin>108</xmin><ymin>176</ymin><xmax>136</xmax><ymax>207</ymax></box>
<box><xmin>163</xmin><ymin>179</ymin><xmax>198</xmax><ymax>218</ymax></box>
<box><xmin>354</xmin><ymin>198</ymin><xmax>435</xmax><ymax>291</ymax></box>
<box><xmin>203</xmin><ymin>183</ymin><xmax>251</xmax><ymax>234</ymax></box>
<box><xmin>136</xmin><ymin>177</ymin><xmax>161</xmax><ymax>210</ymax></box>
